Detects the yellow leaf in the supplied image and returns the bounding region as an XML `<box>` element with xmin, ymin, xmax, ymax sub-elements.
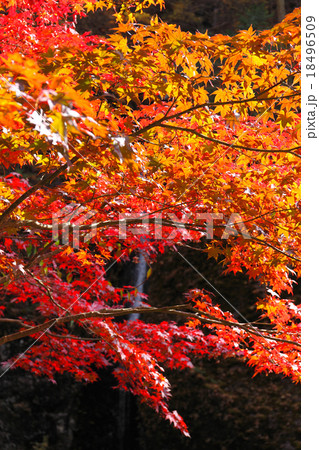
<box><xmin>206</xmin><ymin>245</ymin><xmax>221</xmax><ymax>260</ymax></box>
<box><xmin>51</xmin><ymin>113</ymin><xmax>66</xmax><ymax>140</ymax></box>
<box><xmin>251</xmin><ymin>54</ymin><xmax>267</xmax><ymax>66</ymax></box>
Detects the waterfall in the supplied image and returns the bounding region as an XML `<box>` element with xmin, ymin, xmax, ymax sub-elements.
<box><xmin>118</xmin><ymin>251</ymin><xmax>148</xmax><ymax>450</ymax></box>
<box><xmin>129</xmin><ymin>252</ymin><xmax>147</xmax><ymax>322</ymax></box>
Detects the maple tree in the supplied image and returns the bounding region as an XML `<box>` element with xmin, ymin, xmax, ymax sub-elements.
<box><xmin>0</xmin><ymin>0</ymin><xmax>300</xmax><ymax>435</ymax></box>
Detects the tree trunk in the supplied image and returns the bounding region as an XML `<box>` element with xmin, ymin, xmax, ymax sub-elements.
<box><xmin>276</xmin><ymin>0</ymin><xmax>286</xmax><ymax>22</ymax></box>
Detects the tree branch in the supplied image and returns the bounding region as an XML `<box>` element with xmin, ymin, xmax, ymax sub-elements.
<box><xmin>158</xmin><ymin>124</ymin><xmax>301</xmax><ymax>157</ymax></box>
<box><xmin>132</xmin><ymin>89</ymin><xmax>300</xmax><ymax>138</ymax></box>
<box><xmin>6</xmin><ymin>217</ymin><xmax>300</xmax><ymax>263</ymax></box>
<box><xmin>250</xmin><ymin>237</ymin><xmax>301</xmax><ymax>262</ymax></box>
<box><xmin>0</xmin><ymin>156</ymin><xmax>78</xmax><ymax>227</ymax></box>
<box><xmin>25</xmin><ymin>269</ymin><xmax>69</xmax><ymax>313</ymax></box>
<box><xmin>0</xmin><ymin>304</ymin><xmax>300</xmax><ymax>347</ymax></box>
<box><xmin>0</xmin><ymin>244</ymin><xmax>69</xmax><ymax>286</ymax></box>
<box><xmin>0</xmin><ymin>318</ymin><xmax>32</xmax><ymax>328</ymax></box>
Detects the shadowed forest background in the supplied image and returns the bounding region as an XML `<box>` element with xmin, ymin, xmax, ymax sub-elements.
<box><xmin>0</xmin><ymin>1</ymin><xmax>300</xmax><ymax>449</ymax></box>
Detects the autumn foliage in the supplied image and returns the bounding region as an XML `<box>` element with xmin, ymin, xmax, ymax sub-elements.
<box><xmin>0</xmin><ymin>0</ymin><xmax>300</xmax><ymax>435</ymax></box>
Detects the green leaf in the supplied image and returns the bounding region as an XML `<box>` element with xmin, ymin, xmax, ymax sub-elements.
<box><xmin>66</xmin><ymin>273</ymin><xmax>73</xmax><ymax>283</ymax></box>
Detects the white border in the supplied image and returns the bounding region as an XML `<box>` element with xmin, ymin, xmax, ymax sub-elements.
<box><xmin>301</xmin><ymin>0</ymin><xmax>319</xmax><ymax>447</ymax></box>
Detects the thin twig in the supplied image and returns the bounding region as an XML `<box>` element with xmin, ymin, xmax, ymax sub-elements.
<box><xmin>0</xmin><ymin>157</ymin><xmax>78</xmax><ymax>227</ymax></box>
<box><xmin>159</xmin><ymin>124</ymin><xmax>301</xmax><ymax>157</ymax></box>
